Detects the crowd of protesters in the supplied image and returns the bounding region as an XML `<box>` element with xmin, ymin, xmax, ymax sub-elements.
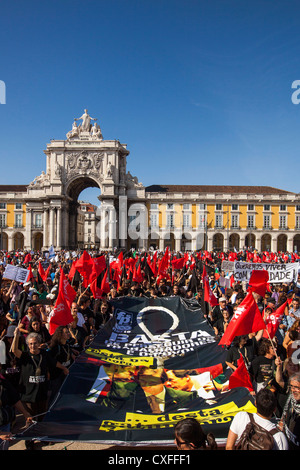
<box><xmin>0</xmin><ymin>247</ymin><xmax>299</xmax><ymax>450</ymax></box>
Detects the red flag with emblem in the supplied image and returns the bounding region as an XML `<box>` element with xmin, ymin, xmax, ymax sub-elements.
<box><xmin>49</xmin><ymin>269</ymin><xmax>76</xmax><ymax>335</ymax></box>
<box><xmin>219</xmin><ymin>291</ymin><xmax>266</xmax><ymax>346</ymax></box>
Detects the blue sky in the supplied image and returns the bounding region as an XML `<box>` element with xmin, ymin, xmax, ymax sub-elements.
<box><xmin>0</xmin><ymin>0</ymin><xmax>300</xmax><ymax>206</ymax></box>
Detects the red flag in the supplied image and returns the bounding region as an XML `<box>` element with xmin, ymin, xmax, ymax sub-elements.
<box><xmin>49</xmin><ymin>269</ymin><xmax>76</xmax><ymax>335</ymax></box>
<box><xmin>248</xmin><ymin>269</ymin><xmax>269</xmax><ymax>297</ymax></box>
<box><xmin>90</xmin><ymin>255</ymin><xmax>106</xmax><ymax>283</ymax></box>
<box><xmin>75</xmin><ymin>251</ymin><xmax>94</xmax><ymax>287</ymax></box>
<box><xmin>27</xmin><ymin>264</ymin><xmax>34</xmax><ymax>282</ymax></box>
<box><xmin>38</xmin><ymin>261</ymin><xmax>45</xmax><ymax>281</ymax></box>
<box><xmin>59</xmin><ymin>269</ymin><xmax>77</xmax><ymax>308</ymax></box>
<box><xmin>147</xmin><ymin>251</ymin><xmax>158</xmax><ymax>277</ymax></box>
<box><xmin>202</xmin><ymin>266</ymin><xmax>218</xmax><ymax>307</ymax></box>
<box><xmin>43</xmin><ymin>265</ymin><xmax>51</xmax><ymax>282</ymax></box>
<box><xmin>68</xmin><ymin>260</ymin><xmax>78</xmax><ymax>281</ymax></box>
<box><xmin>100</xmin><ymin>268</ymin><xmax>111</xmax><ymax>294</ymax></box>
<box><xmin>157</xmin><ymin>247</ymin><xmax>170</xmax><ymax>280</ymax></box>
<box><xmin>219</xmin><ymin>291</ymin><xmax>266</xmax><ymax>346</ymax></box>
<box><xmin>24</xmin><ymin>253</ymin><xmax>32</xmax><ymax>264</ymax></box>
<box><xmin>263</xmin><ymin>300</ymin><xmax>288</xmax><ymax>339</ymax></box>
<box><xmin>90</xmin><ymin>277</ymin><xmax>103</xmax><ymax>300</ymax></box>
<box><xmin>133</xmin><ymin>262</ymin><xmax>144</xmax><ymax>283</ymax></box>
<box><xmin>228</xmin><ymin>354</ymin><xmax>254</xmax><ymax>392</ymax></box>
<box><xmin>171</xmin><ymin>257</ymin><xmax>185</xmax><ymax>270</ymax></box>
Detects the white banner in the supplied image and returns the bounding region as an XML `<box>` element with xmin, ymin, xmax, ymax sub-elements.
<box><xmin>3</xmin><ymin>264</ymin><xmax>30</xmax><ymax>283</ymax></box>
<box><xmin>233</xmin><ymin>261</ymin><xmax>300</xmax><ymax>284</ymax></box>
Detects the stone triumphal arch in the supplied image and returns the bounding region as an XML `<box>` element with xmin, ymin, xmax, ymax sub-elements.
<box><xmin>25</xmin><ymin>110</ymin><xmax>145</xmax><ymax>250</ymax></box>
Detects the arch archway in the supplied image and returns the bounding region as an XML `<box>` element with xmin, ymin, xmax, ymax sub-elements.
<box><xmin>149</xmin><ymin>231</ymin><xmax>160</xmax><ymax>250</ymax></box>
<box><xmin>277</xmin><ymin>234</ymin><xmax>287</xmax><ymax>252</ymax></box>
<box><xmin>195</xmin><ymin>232</ymin><xmax>206</xmax><ymax>251</ymax></box>
<box><xmin>294</xmin><ymin>234</ymin><xmax>300</xmax><ymax>253</ymax></box>
<box><xmin>33</xmin><ymin>232</ymin><xmax>43</xmax><ymax>251</ymax></box>
<box><xmin>66</xmin><ymin>176</ymin><xmax>101</xmax><ymax>249</ymax></box>
<box><xmin>164</xmin><ymin>232</ymin><xmax>175</xmax><ymax>251</ymax></box>
<box><xmin>261</xmin><ymin>234</ymin><xmax>271</xmax><ymax>252</ymax></box>
<box><xmin>213</xmin><ymin>233</ymin><xmax>224</xmax><ymax>251</ymax></box>
<box><xmin>181</xmin><ymin>233</ymin><xmax>192</xmax><ymax>251</ymax></box>
<box><xmin>14</xmin><ymin>232</ymin><xmax>24</xmax><ymax>250</ymax></box>
<box><xmin>229</xmin><ymin>233</ymin><xmax>240</xmax><ymax>251</ymax></box>
<box><xmin>245</xmin><ymin>233</ymin><xmax>256</xmax><ymax>249</ymax></box>
<box><xmin>0</xmin><ymin>232</ymin><xmax>8</xmax><ymax>251</ymax></box>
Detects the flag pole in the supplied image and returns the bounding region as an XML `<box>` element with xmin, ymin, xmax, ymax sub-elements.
<box><xmin>264</xmin><ymin>327</ymin><xmax>278</xmax><ymax>359</ymax></box>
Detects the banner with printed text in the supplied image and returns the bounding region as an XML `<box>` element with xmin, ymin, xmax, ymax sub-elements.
<box><xmin>21</xmin><ymin>297</ymin><xmax>255</xmax><ymax>445</ymax></box>
<box><xmin>233</xmin><ymin>261</ymin><xmax>299</xmax><ymax>283</ymax></box>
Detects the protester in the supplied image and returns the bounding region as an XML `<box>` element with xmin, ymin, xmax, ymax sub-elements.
<box><xmin>10</xmin><ymin>328</ymin><xmax>62</xmax><ymax>424</ymax></box>
<box><xmin>279</xmin><ymin>372</ymin><xmax>300</xmax><ymax>450</ymax></box>
<box><xmin>0</xmin><ymin>373</ymin><xmax>32</xmax><ymax>450</ymax></box>
<box><xmin>249</xmin><ymin>338</ymin><xmax>277</xmax><ymax>393</ymax></box>
<box><xmin>226</xmin><ymin>388</ymin><xmax>289</xmax><ymax>450</ymax></box>
<box><xmin>174</xmin><ymin>417</ymin><xmax>217</xmax><ymax>450</ymax></box>
<box><xmin>225</xmin><ymin>334</ymin><xmax>261</xmax><ymax>372</ymax></box>
<box><xmin>47</xmin><ymin>325</ymin><xmax>74</xmax><ymax>405</ymax></box>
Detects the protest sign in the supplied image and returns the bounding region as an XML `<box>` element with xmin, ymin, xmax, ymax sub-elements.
<box><xmin>3</xmin><ymin>264</ymin><xmax>29</xmax><ymax>283</ymax></box>
<box><xmin>233</xmin><ymin>261</ymin><xmax>299</xmax><ymax>284</ymax></box>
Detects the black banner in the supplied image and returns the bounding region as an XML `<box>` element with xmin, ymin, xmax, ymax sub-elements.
<box><xmin>21</xmin><ymin>297</ymin><xmax>255</xmax><ymax>445</ymax></box>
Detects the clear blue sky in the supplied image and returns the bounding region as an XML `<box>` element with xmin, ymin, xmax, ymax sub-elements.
<box><xmin>1</xmin><ymin>0</ymin><xmax>300</xmax><ymax>206</ymax></box>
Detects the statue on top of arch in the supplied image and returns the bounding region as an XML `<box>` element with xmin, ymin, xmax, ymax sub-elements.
<box><xmin>66</xmin><ymin>109</ymin><xmax>103</xmax><ymax>141</ymax></box>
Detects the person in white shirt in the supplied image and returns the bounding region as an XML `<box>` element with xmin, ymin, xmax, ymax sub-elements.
<box><xmin>226</xmin><ymin>388</ymin><xmax>288</xmax><ymax>450</ymax></box>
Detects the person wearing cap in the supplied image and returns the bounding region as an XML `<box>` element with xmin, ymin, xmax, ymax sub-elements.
<box><xmin>211</xmin><ymin>296</ymin><xmax>233</xmax><ymax>328</ymax></box>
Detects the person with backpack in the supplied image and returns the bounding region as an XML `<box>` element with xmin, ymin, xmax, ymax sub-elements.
<box><xmin>226</xmin><ymin>388</ymin><xmax>288</xmax><ymax>450</ymax></box>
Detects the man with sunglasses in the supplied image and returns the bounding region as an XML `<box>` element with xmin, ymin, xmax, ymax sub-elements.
<box><xmin>279</xmin><ymin>373</ymin><xmax>300</xmax><ymax>450</ymax></box>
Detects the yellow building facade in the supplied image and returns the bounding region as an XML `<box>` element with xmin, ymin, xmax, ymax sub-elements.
<box><xmin>145</xmin><ymin>185</ymin><xmax>300</xmax><ymax>252</ymax></box>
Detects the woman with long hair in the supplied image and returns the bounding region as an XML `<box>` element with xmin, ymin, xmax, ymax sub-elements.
<box><xmin>174</xmin><ymin>418</ymin><xmax>217</xmax><ymax>450</ymax></box>
<box><xmin>48</xmin><ymin>325</ymin><xmax>74</xmax><ymax>405</ymax></box>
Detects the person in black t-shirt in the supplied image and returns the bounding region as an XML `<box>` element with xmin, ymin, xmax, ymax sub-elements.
<box><xmin>225</xmin><ymin>334</ymin><xmax>259</xmax><ymax>371</ymax></box>
<box><xmin>249</xmin><ymin>338</ymin><xmax>277</xmax><ymax>393</ymax></box>
<box><xmin>11</xmin><ymin>327</ymin><xmax>62</xmax><ymax>420</ymax></box>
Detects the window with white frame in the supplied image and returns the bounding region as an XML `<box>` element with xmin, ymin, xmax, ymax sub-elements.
<box><xmin>0</xmin><ymin>214</ymin><xmax>6</xmax><ymax>227</ymax></box>
<box><xmin>15</xmin><ymin>203</ymin><xmax>22</xmax><ymax>210</ymax></box>
<box><xmin>199</xmin><ymin>213</ymin><xmax>206</xmax><ymax>228</ymax></box>
<box><xmin>216</xmin><ymin>203</ymin><xmax>222</xmax><ymax>211</ymax></box>
<box><xmin>263</xmin><ymin>215</ymin><xmax>271</xmax><ymax>229</ymax></box>
<box><xmin>264</xmin><ymin>204</ymin><xmax>271</xmax><ymax>211</ymax></box>
<box><xmin>15</xmin><ymin>213</ymin><xmax>22</xmax><ymax>228</ymax></box>
<box><xmin>183</xmin><ymin>213</ymin><xmax>190</xmax><ymax>228</ymax></box>
<box><xmin>166</xmin><ymin>213</ymin><xmax>174</xmax><ymax>228</ymax></box>
<box><xmin>35</xmin><ymin>213</ymin><xmax>42</xmax><ymax>228</ymax></box>
<box><xmin>231</xmin><ymin>214</ymin><xmax>239</xmax><ymax>229</ymax></box>
<box><xmin>232</xmin><ymin>204</ymin><xmax>239</xmax><ymax>211</ymax></box>
<box><xmin>247</xmin><ymin>215</ymin><xmax>255</xmax><ymax>229</ymax></box>
<box><xmin>150</xmin><ymin>213</ymin><xmax>158</xmax><ymax>228</ymax></box>
<box><xmin>248</xmin><ymin>204</ymin><xmax>254</xmax><ymax>211</ymax></box>
<box><xmin>280</xmin><ymin>205</ymin><xmax>287</xmax><ymax>211</ymax></box>
<box><xmin>0</xmin><ymin>203</ymin><xmax>6</xmax><ymax>210</ymax></box>
<box><xmin>215</xmin><ymin>214</ymin><xmax>222</xmax><ymax>228</ymax></box>
<box><xmin>279</xmin><ymin>215</ymin><xmax>286</xmax><ymax>229</ymax></box>
<box><xmin>296</xmin><ymin>215</ymin><xmax>300</xmax><ymax>229</ymax></box>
